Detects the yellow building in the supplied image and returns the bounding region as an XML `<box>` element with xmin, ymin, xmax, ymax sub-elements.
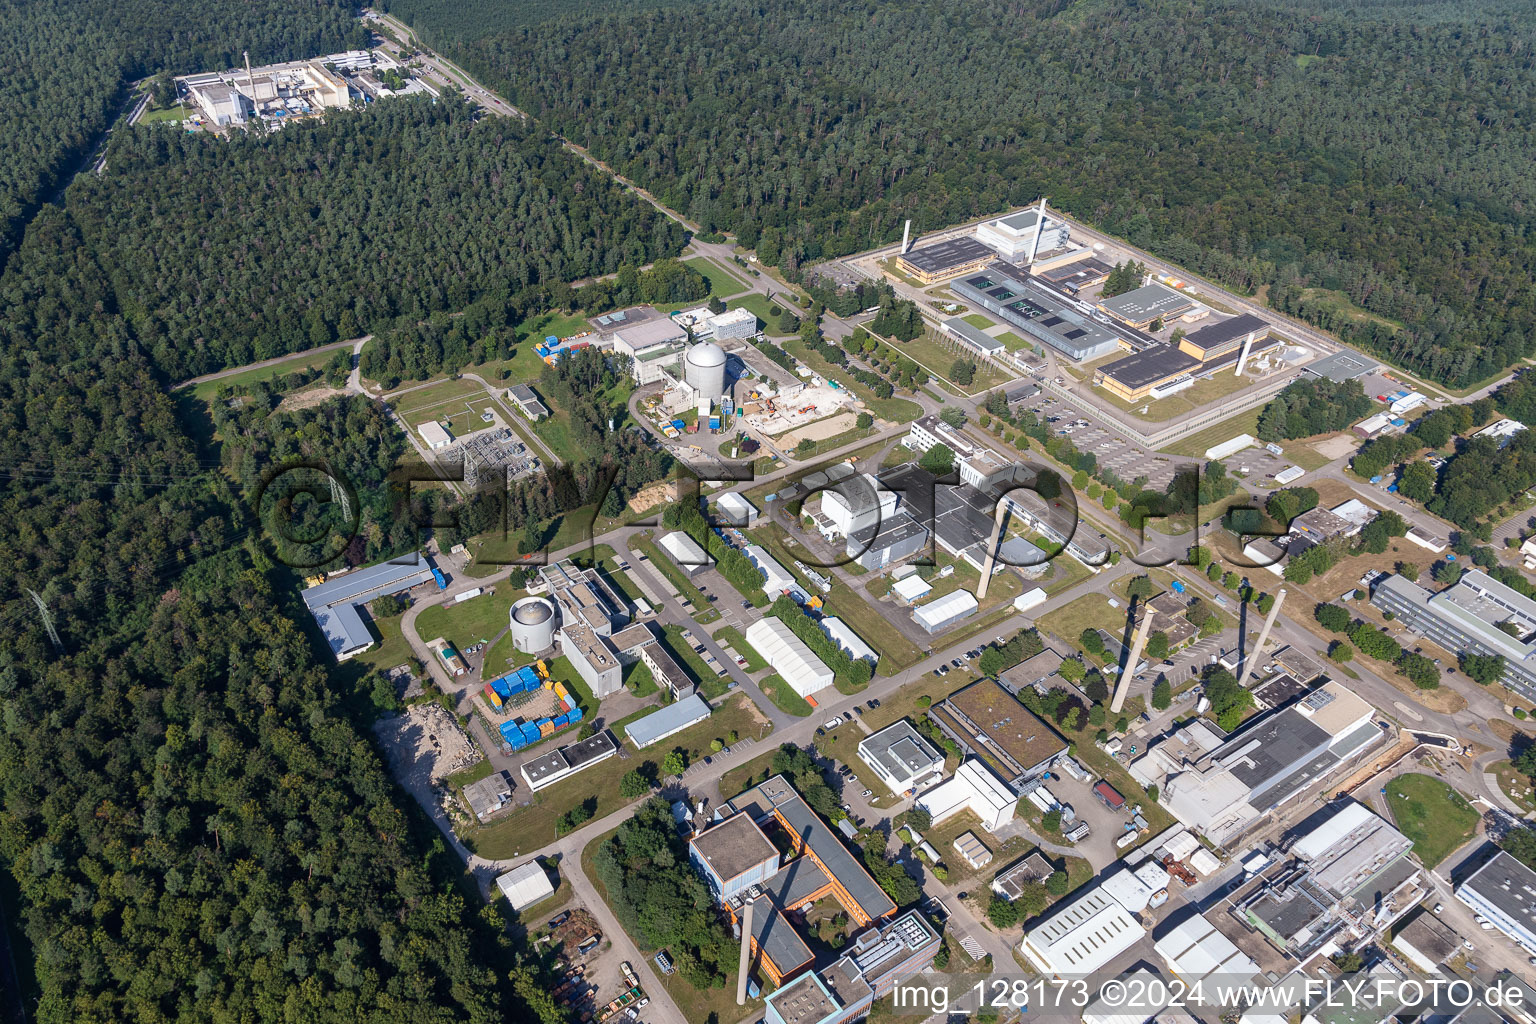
<box><xmin>895</xmin><ymin>236</ymin><xmax>995</xmax><ymax>284</ymax></box>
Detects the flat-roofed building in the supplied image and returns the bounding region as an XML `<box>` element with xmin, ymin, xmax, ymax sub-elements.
<box><xmin>506</xmin><ymin>384</ymin><xmax>549</xmax><ymax>420</ymax></box>
<box><xmin>709</xmin><ymin>306</ymin><xmax>759</xmax><ymax>340</ymax></box>
<box><xmin>559</xmin><ymin>619</ymin><xmax>622</xmax><ymax>697</ymax></box>
<box><xmin>762</xmin><ymin>912</ymin><xmax>939</xmax><ymax>1024</ymax></box>
<box><xmin>1372</xmin><ymin>569</ymin><xmax>1536</xmax><ymax>700</ymax></box>
<box><xmin>1178</xmin><ymin>314</ymin><xmax>1270</xmax><ymax>362</ymax></box>
<box><xmin>1036</xmin><ymin>255</ymin><xmax>1114</xmax><ymax>293</ymax></box>
<box><xmin>952</xmin><ymin>264</ymin><xmax>1124</xmax><ymax>361</ymax></box>
<box><xmin>930</xmin><ymin>677</ymin><xmax>1067</xmax><ymax>787</ymax></box>
<box><xmin>624</xmin><ymin>693</ymin><xmax>712</xmax><ymax>748</ymax></box>
<box><xmin>689</xmin><ymin>812</ymin><xmax>783</xmax><ymax>901</ymax></box>
<box><xmin>820</xmin><ymin>472</ymin><xmax>899</xmax><ymax>539</ymax></box>
<box><xmin>519</xmin><ymin>732</ymin><xmax>618</xmax><ymax>791</ymax></box>
<box><xmin>419</xmin><ymin>420</ymin><xmax>454</xmax><ymax>449</ymax></box>
<box><xmin>1098</xmin><ymin>283</ymin><xmax>1197</xmax><ymax>330</ymax></box>
<box><xmin>462</xmin><ymin>771</ymin><xmax>513</xmax><ymax>821</ymax></box>
<box><xmin>895</xmin><ymin>236</ymin><xmax>996</xmax><ymax>284</ymax></box>
<box><xmin>607</xmin><ymin>623</ymin><xmax>695</xmax><ymax>699</ymax></box>
<box><xmin>953</xmin><ymin>831</ymin><xmax>992</xmax><ymax>869</ymax></box>
<box><xmin>1153</xmin><ymin>915</ymin><xmax>1261</xmax><ymax>987</ymax></box>
<box><xmin>992</xmin><ymin>851</ymin><xmax>1055</xmax><ymax>899</ymax></box>
<box><xmin>612</xmin><ymin>315</ymin><xmax>688</xmax><ymax>384</ymax></box>
<box><xmin>1457</xmin><ymin>851</ymin><xmax>1536</xmax><ymax>955</ymax></box>
<box><xmin>977</xmin><ymin>209</ymin><xmax>1070</xmax><ymax>262</ymax></box>
<box><xmin>917</xmin><ymin>759</ymin><xmax>1017</xmax><ymax>832</ymax></box>
<box><xmin>300</xmin><ymin>552</ymin><xmax>437</xmax><ymax>660</ymax></box>
<box><xmin>846</xmin><ymin>511</ymin><xmax>928</xmax><ymax>571</ymax></box>
<box><xmin>1094</xmin><ymin>346</ymin><xmax>1200</xmax><ymax>403</ymax></box>
<box><xmin>858</xmin><ymin>721</ymin><xmax>945</xmax><ymax>794</ymax></box>
<box><xmin>1020</xmin><ymin>883</ymin><xmax>1147</xmax><ymax>977</ymax></box>
<box><xmin>941</xmin><ymin>317</ymin><xmax>1005</xmax><ymax>359</ymax></box>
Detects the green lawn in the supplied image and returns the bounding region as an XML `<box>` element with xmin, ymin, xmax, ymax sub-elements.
<box><xmin>187</xmin><ymin>346</ymin><xmax>345</xmax><ymax>402</ymax></box>
<box><xmin>760</xmin><ymin>673</ymin><xmax>814</xmax><ymax>716</ymax></box>
<box><xmin>347</xmin><ymin>605</ymin><xmax>418</xmax><ymax>675</ymax></box>
<box><xmin>1036</xmin><ymin>592</ymin><xmax>1124</xmax><ymax>650</ymax></box>
<box><xmin>390</xmin><ymin>377</ymin><xmax>492</xmax><ymax>433</ymax></box>
<box><xmin>413</xmin><ymin>586</ymin><xmax>521</xmax><ymax>650</ymax></box>
<box><xmin>1383</xmin><ymin>773</ymin><xmax>1479</xmax><ymax>867</ymax></box>
<box><xmin>962</xmin><ymin>313</ymin><xmax>997</xmax><ymax>330</ymax></box>
<box><xmin>821</xmin><ymin>585</ymin><xmax>924</xmax><ymax>676</ymax></box>
<box><xmin>997</xmin><ymin>332</ymin><xmax>1032</xmax><ymax>352</ymax></box>
<box><xmin>712</xmin><ymin>626</ymin><xmax>768</xmax><ymax>672</ymax></box>
<box><xmin>683</xmin><ymin>256</ymin><xmax>749</xmax><ymax>299</ymax></box>
<box><xmin>139</xmin><ymin>104</ymin><xmax>191</xmax><ymax>124</ymax></box>
<box><xmin>896</xmin><ymin>331</ymin><xmax>1014</xmax><ymax>396</ymax></box>
<box><xmin>660</xmin><ymin>623</ymin><xmax>731</xmax><ymax>699</ymax></box>
<box><xmin>726</xmin><ymin>293</ymin><xmax>783</xmax><ymax>334</ymax></box>
<box><xmin>1163</xmin><ymin>408</ymin><xmax>1263</xmax><ymax>458</ymax></box>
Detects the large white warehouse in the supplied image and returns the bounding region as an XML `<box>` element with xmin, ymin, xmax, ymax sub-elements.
<box><xmin>745</xmin><ymin>617</ymin><xmax>834</xmax><ymax>698</ymax></box>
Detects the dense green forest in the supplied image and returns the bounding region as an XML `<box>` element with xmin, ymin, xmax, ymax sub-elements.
<box><xmin>0</xmin><ymin>0</ymin><xmax>363</xmax><ymax>272</ymax></box>
<box><xmin>382</xmin><ymin>0</ymin><xmax>1536</xmax><ymax>386</ymax></box>
<box><xmin>0</xmin><ymin>5</ymin><xmax>584</xmax><ymax>1021</ymax></box>
<box><xmin>67</xmin><ymin>98</ymin><xmax>688</xmax><ymax>379</ymax></box>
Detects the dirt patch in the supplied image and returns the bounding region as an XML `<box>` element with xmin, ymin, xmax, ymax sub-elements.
<box><xmin>373</xmin><ymin>703</ymin><xmax>480</xmax><ymax>782</ymax></box>
<box><xmin>1332</xmin><ymin>731</ymin><xmax>1418</xmax><ymax>797</ymax></box>
<box><xmin>1312</xmin><ymin>434</ymin><xmax>1358</xmax><ymax>461</ymax></box>
<box><xmin>629</xmin><ymin>479</ymin><xmax>678</xmax><ymax>514</ymax></box>
<box><xmin>775</xmin><ymin>409</ymin><xmax>858</xmax><ymax>446</ymax></box>
<box><xmin>277</xmin><ymin>385</ymin><xmax>349</xmax><ymax>412</ymax></box>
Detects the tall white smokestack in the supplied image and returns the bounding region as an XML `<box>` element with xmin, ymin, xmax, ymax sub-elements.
<box><xmin>1237</xmin><ymin>589</ymin><xmax>1286</xmax><ymax>688</ymax></box>
<box><xmin>1111</xmin><ymin>607</ymin><xmax>1155</xmax><ymax>714</ymax></box>
<box><xmin>736</xmin><ymin>898</ymin><xmax>755</xmax><ymax>1005</ymax></box>
<box><xmin>1027</xmin><ymin>196</ymin><xmax>1048</xmax><ymax>265</ymax></box>
<box><xmin>901</xmin><ymin>220</ymin><xmax>912</xmax><ymax>255</ymax></box>
<box><xmin>1233</xmin><ymin>329</ymin><xmax>1259</xmax><ymax>377</ymax></box>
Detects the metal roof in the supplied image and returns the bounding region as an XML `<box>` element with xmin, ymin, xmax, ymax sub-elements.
<box><xmin>623</xmin><ymin>693</ymin><xmax>711</xmax><ymax>748</ymax></box>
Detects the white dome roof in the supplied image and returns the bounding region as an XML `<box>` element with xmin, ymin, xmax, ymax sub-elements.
<box><xmin>686</xmin><ymin>342</ymin><xmax>727</xmax><ymax>367</ymax></box>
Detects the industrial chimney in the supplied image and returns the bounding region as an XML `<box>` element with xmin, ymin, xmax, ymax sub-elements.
<box><xmin>1236</xmin><ymin>589</ymin><xmax>1286</xmax><ymax>688</ymax></box>
<box><xmin>736</xmin><ymin>898</ymin><xmax>756</xmax><ymax>1005</ymax></box>
<box><xmin>1110</xmin><ymin>607</ymin><xmax>1156</xmax><ymax>714</ymax></box>
<box><xmin>1026</xmin><ymin>196</ymin><xmax>1049</xmax><ymax>265</ymax></box>
<box><xmin>901</xmin><ymin>219</ymin><xmax>912</xmax><ymax>255</ymax></box>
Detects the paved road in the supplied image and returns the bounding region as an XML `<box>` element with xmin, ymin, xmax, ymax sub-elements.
<box><xmin>173</xmin><ymin>335</ymin><xmax>364</xmax><ymax>390</ymax></box>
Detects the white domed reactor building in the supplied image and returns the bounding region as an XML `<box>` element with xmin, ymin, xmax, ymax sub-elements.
<box><xmin>508</xmin><ymin>596</ymin><xmax>557</xmax><ymax>653</ymax></box>
<box><xmin>683</xmin><ymin>341</ymin><xmax>727</xmax><ymax>399</ymax></box>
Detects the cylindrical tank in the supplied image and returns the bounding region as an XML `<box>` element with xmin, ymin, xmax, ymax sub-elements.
<box><xmin>509</xmin><ymin>596</ymin><xmax>556</xmax><ymax>653</ymax></box>
<box><xmin>684</xmin><ymin>342</ymin><xmax>727</xmax><ymax>399</ymax></box>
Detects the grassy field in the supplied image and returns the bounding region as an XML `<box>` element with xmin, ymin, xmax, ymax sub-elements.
<box><xmin>139</xmin><ymin>104</ymin><xmax>191</xmax><ymax>124</ymax></box>
<box><xmin>899</xmin><ymin>331</ymin><xmax>1013</xmax><ymax>395</ymax></box>
<box><xmin>187</xmin><ymin>345</ymin><xmax>345</xmax><ymax>402</ymax></box>
<box><xmin>1037</xmin><ymin>592</ymin><xmax>1125</xmax><ymax>652</ymax></box>
<box><xmin>414</xmin><ymin>586</ymin><xmax>520</xmax><ymax>650</ymax></box>
<box><xmin>683</xmin><ymin>256</ymin><xmax>749</xmax><ymax>298</ymax></box>
<box><xmin>963</xmin><ymin>313</ymin><xmax>997</xmax><ymax>330</ymax></box>
<box><xmin>822</xmin><ymin>585</ymin><xmax>925</xmax><ymax>675</ymax></box>
<box><xmin>760</xmin><ymin>673</ymin><xmax>814</xmax><ymax>716</ymax></box>
<box><xmin>1383</xmin><ymin>773</ymin><xmax>1479</xmax><ymax>867</ymax></box>
<box><xmin>465</xmin><ymin>693</ymin><xmax>767</xmax><ymax>857</ymax></box>
<box><xmin>727</xmin><ymin>293</ymin><xmax>785</xmax><ymax>335</ymax></box>
<box><xmin>996</xmin><ymin>332</ymin><xmax>1032</xmax><ymax>352</ymax></box>
<box><xmin>712</xmin><ymin>625</ymin><xmax>767</xmax><ymax>672</ymax></box>
<box><xmin>389</xmin><ymin>377</ymin><xmax>492</xmax><ymax>433</ymax></box>
<box><xmin>347</xmin><ymin>605</ymin><xmax>418</xmax><ymax>675</ymax></box>
<box><xmin>659</xmin><ymin>622</ymin><xmax>732</xmax><ymax>699</ymax></box>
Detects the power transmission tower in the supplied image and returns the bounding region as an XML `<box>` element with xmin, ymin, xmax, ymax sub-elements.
<box><xmin>327</xmin><ymin>467</ymin><xmax>353</xmax><ymax>521</ymax></box>
<box><xmin>26</xmin><ymin>589</ymin><xmax>63</xmax><ymax>653</ymax></box>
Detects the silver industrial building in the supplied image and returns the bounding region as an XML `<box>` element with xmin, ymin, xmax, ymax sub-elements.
<box><xmin>951</xmin><ymin>264</ymin><xmax>1124</xmax><ymax>361</ymax></box>
<box><xmin>301</xmin><ymin>552</ymin><xmax>436</xmax><ymax>660</ymax></box>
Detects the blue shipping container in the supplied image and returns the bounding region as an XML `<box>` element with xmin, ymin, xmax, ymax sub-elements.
<box><xmin>492</xmin><ymin>677</ymin><xmax>512</xmax><ymax>698</ymax></box>
<box><xmin>499</xmin><ymin>721</ymin><xmax>522</xmax><ymax>743</ymax></box>
<box><xmin>545</xmin><ymin>335</ymin><xmax>559</xmax><ymax>345</ymax></box>
<box><xmin>432</xmin><ymin>567</ymin><xmax>447</xmax><ymax>589</ymax></box>
<box><xmin>569</xmin><ymin>707</ymin><xmax>584</xmax><ymax>722</ymax></box>
<box><xmin>521</xmin><ymin>723</ymin><xmax>541</xmax><ymax>742</ymax></box>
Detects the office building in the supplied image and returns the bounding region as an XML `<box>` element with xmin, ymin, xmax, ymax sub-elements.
<box><xmin>1371</xmin><ymin>569</ymin><xmax>1536</xmax><ymax>701</ymax></box>
<box><xmin>895</xmin><ymin>236</ymin><xmax>996</xmax><ymax>284</ymax></box>
<box><xmin>710</xmin><ymin>306</ymin><xmax>759</xmax><ymax>340</ymax></box>
<box><xmin>929</xmin><ymin>678</ymin><xmax>1067</xmax><ymax>787</ymax></box>
<box><xmin>519</xmin><ymin>732</ymin><xmax>618</xmax><ymax>792</ymax></box>
<box><xmin>992</xmin><ymin>852</ymin><xmax>1055</xmax><ymax>900</ymax></box>
<box><xmin>690</xmin><ymin>812</ymin><xmax>784</xmax><ymax>901</ymax></box>
<box><xmin>1097</xmin><ymin>283</ymin><xmax>1197</xmax><ymax>330</ymax></box>
<box><xmin>953</xmin><ymin>264</ymin><xmax>1124</xmax><ymax>361</ymax></box>
<box><xmin>858</xmin><ymin>721</ymin><xmax>945</xmax><ymax>794</ymax></box>
<box><xmin>977</xmin><ymin>209</ymin><xmax>1070</xmax><ymax>262</ymax></box>
<box><xmin>1457</xmin><ymin>851</ymin><xmax>1536</xmax><ymax>955</ymax></box>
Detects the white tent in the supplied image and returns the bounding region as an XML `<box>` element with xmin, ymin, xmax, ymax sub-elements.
<box><xmin>496</xmin><ymin>861</ymin><xmax>556</xmax><ymax>911</ymax></box>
